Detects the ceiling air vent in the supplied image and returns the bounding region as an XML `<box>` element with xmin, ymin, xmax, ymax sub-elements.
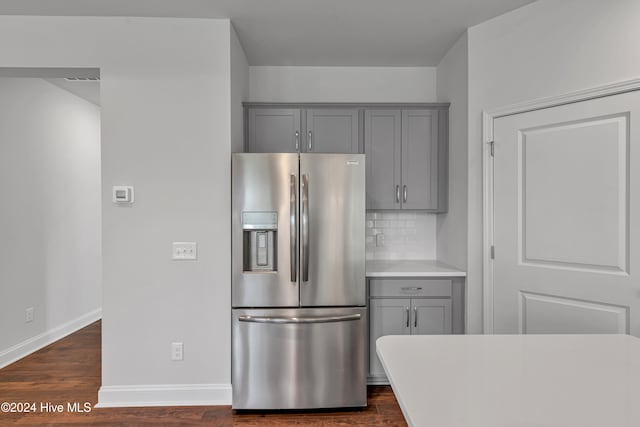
<box><xmin>64</xmin><ymin>77</ymin><xmax>100</xmax><ymax>82</ymax></box>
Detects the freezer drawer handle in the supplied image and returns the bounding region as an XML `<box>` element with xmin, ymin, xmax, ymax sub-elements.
<box><xmin>290</xmin><ymin>174</ymin><xmax>297</xmax><ymax>282</ymax></box>
<box><xmin>238</xmin><ymin>314</ymin><xmax>361</xmax><ymax>324</ymax></box>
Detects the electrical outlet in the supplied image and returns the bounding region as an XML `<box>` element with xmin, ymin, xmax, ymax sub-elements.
<box><xmin>172</xmin><ymin>242</ymin><xmax>197</xmax><ymax>260</ymax></box>
<box><xmin>375</xmin><ymin>233</ymin><xmax>385</xmax><ymax>247</ymax></box>
<box><xmin>171</xmin><ymin>342</ymin><xmax>184</xmax><ymax>361</ymax></box>
<box><xmin>25</xmin><ymin>307</ymin><xmax>34</xmax><ymax>323</ymax></box>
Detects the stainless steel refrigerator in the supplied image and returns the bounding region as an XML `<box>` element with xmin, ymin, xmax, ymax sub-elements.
<box><xmin>231</xmin><ymin>153</ymin><xmax>366</xmax><ymax>410</ymax></box>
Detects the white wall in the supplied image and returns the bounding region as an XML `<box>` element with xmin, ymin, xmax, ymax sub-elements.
<box><xmin>230</xmin><ymin>24</ymin><xmax>249</xmax><ymax>153</ymax></box>
<box><xmin>249</xmin><ymin>66</ymin><xmax>437</xmax><ymax>102</ymax></box>
<box><xmin>436</xmin><ymin>32</ymin><xmax>468</xmax><ymax>272</ymax></box>
<box><xmin>0</xmin><ymin>78</ymin><xmax>101</xmax><ymax>367</ymax></box>
<box><xmin>0</xmin><ymin>16</ymin><xmax>234</xmax><ymax>406</ymax></box>
<box><xmin>465</xmin><ymin>0</ymin><xmax>640</xmax><ymax>333</ymax></box>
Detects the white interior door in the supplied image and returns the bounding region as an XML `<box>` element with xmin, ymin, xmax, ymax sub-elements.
<box><xmin>492</xmin><ymin>90</ymin><xmax>640</xmax><ymax>335</ymax></box>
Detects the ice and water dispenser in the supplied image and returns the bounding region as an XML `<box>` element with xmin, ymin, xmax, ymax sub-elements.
<box><xmin>242</xmin><ymin>211</ymin><xmax>278</xmax><ymax>272</ymax></box>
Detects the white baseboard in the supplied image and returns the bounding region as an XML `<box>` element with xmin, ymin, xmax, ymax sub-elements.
<box><xmin>96</xmin><ymin>383</ymin><xmax>232</xmax><ymax>408</ymax></box>
<box><xmin>0</xmin><ymin>308</ymin><xmax>102</xmax><ymax>369</ymax></box>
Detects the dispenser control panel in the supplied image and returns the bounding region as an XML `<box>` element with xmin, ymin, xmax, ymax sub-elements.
<box><xmin>242</xmin><ymin>212</ymin><xmax>278</xmax><ymax>230</ymax></box>
<box><xmin>242</xmin><ymin>212</ymin><xmax>278</xmax><ymax>272</ymax></box>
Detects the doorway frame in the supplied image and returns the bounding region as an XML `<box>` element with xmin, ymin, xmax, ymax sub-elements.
<box><xmin>482</xmin><ymin>77</ymin><xmax>640</xmax><ymax>333</ymax></box>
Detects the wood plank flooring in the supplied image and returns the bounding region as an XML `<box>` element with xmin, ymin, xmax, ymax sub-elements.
<box><xmin>0</xmin><ymin>321</ymin><xmax>407</xmax><ymax>426</ymax></box>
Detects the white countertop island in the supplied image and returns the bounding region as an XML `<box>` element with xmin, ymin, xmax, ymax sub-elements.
<box><xmin>377</xmin><ymin>334</ymin><xmax>640</xmax><ymax>427</ymax></box>
<box><xmin>366</xmin><ymin>260</ymin><xmax>466</xmax><ymax>277</ymax></box>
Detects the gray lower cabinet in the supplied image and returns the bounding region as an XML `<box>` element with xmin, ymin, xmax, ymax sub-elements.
<box><xmin>368</xmin><ymin>298</ymin><xmax>411</xmax><ymax>380</ymax></box>
<box><xmin>411</xmin><ymin>298</ymin><xmax>452</xmax><ymax>335</ymax></box>
<box><xmin>368</xmin><ymin>277</ymin><xmax>459</xmax><ymax>384</ymax></box>
<box><xmin>246</xmin><ymin>107</ymin><xmax>359</xmax><ymax>154</ymax></box>
<box><xmin>364</xmin><ymin>108</ymin><xmax>448</xmax><ymax>212</ymax></box>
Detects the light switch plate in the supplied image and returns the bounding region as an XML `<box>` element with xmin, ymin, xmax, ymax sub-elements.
<box><xmin>172</xmin><ymin>242</ymin><xmax>197</xmax><ymax>260</ymax></box>
<box><xmin>171</xmin><ymin>342</ymin><xmax>184</xmax><ymax>361</ymax></box>
<box><xmin>112</xmin><ymin>186</ymin><xmax>134</xmax><ymax>204</ymax></box>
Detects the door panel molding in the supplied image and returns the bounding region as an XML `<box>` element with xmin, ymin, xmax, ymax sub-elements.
<box><xmin>518</xmin><ymin>113</ymin><xmax>630</xmax><ymax>274</ymax></box>
<box><xmin>483</xmin><ymin>77</ymin><xmax>640</xmax><ymax>334</ymax></box>
<box><xmin>518</xmin><ymin>291</ymin><xmax>629</xmax><ymax>335</ymax></box>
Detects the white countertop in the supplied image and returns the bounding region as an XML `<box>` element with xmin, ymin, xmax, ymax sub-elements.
<box><xmin>377</xmin><ymin>334</ymin><xmax>640</xmax><ymax>427</ymax></box>
<box><xmin>366</xmin><ymin>259</ymin><xmax>466</xmax><ymax>277</ymax></box>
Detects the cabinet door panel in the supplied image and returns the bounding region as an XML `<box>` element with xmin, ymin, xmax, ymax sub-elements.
<box><xmin>248</xmin><ymin>108</ymin><xmax>301</xmax><ymax>153</ymax></box>
<box><xmin>306</xmin><ymin>109</ymin><xmax>359</xmax><ymax>153</ymax></box>
<box><xmin>411</xmin><ymin>299</ymin><xmax>452</xmax><ymax>335</ymax></box>
<box><xmin>401</xmin><ymin>109</ymin><xmax>439</xmax><ymax>209</ymax></box>
<box><xmin>369</xmin><ymin>298</ymin><xmax>410</xmax><ymax>379</ymax></box>
<box><xmin>364</xmin><ymin>109</ymin><xmax>401</xmax><ymax>210</ymax></box>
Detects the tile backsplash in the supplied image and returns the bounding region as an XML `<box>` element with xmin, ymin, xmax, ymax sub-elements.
<box><xmin>366</xmin><ymin>211</ymin><xmax>436</xmax><ymax>260</ymax></box>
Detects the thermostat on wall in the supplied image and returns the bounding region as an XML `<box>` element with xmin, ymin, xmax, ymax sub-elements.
<box><xmin>112</xmin><ymin>186</ymin><xmax>134</xmax><ymax>204</ymax></box>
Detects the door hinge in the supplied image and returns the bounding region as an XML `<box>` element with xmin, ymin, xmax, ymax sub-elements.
<box><xmin>489</xmin><ymin>141</ymin><xmax>495</xmax><ymax>157</ymax></box>
<box><xmin>490</xmin><ymin>245</ymin><xmax>495</xmax><ymax>259</ymax></box>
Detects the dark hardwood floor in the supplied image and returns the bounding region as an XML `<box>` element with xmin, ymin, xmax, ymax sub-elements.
<box><xmin>0</xmin><ymin>321</ymin><xmax>407</xmax><ymax>426</ymax></box>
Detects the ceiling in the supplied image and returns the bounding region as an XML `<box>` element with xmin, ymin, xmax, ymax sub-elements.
<box><xmin>0</xmin><ymin>0</ymin><xmax>535</xmax><ymax>66</ymax></box>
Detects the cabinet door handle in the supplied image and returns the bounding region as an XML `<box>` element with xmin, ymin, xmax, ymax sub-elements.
<box><xmin>405</xmin><ymin>307</ymin><xmax>410</xmax><ymax>328</ymax></box>
<box><xmin>401</xmin><ymin>287</ymin><xmax>422</xmax><ymax>291</ymax></box>
<box><xmin>295</xmin><ymin>131</ymin><xmax>300</xmax><ymax>151</ymax></box>
<box><xmin>396</xmin><ymin>185</ymin><xmax>400</xmax><ymax>203</ymax></box>
<box><xmin>414</xmin><ymin>307</ymin><xmax>418</xmax><ymax>328</ymax></box>
<box><xmin>308</xmin><ymin>130</ymin><xmax>312</xmax><ymax>151</ymax></box>
<box><xmin>403</xmin><ymin>185</ymin><xmax>408</xmax><ymax>203</ymax></box>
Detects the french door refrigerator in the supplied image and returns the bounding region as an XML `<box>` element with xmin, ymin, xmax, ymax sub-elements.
<box><xmin>231</xmin><ymin>153</ymin><xmax>366</xmax><ymax>410</ymax></box>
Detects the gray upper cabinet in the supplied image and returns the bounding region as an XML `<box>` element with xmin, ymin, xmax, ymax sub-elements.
<box><xmin>246</xmin><ymin>104</ymin><xmax>448</xmax><ymax>210</ymax></box>
<box><xmin>305</xmin><ymin>109</ymin><xmax>359</xmax><ymax>153</ymax></box>
<box><xmin>364</xmin><ymin>108</ymin><xmax>448</xmax><ymax>212</ymax></box>
<box><xmin>364</xmin><ymin>110</ymin><xmax>401</xmax><ymax>210</ymax></box>
<box><xmin>247</xmin><ymin>108</ymin><xmax>301</xmax><ymax>153</ymax></box>
<box><xmin>246</xmin><ymin>106</ymin><xmax>359</xmax><ymax>154</ymax></box>
<box><xmin>402</xmin><ymin>109</ymin><xmax>438</xmax><ymax>210</ymax></box>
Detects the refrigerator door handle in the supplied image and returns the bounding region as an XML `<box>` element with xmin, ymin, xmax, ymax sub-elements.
<box><xmin>238</xmin><ymin>314</ymin><xmax>361</xmax><ymax>324</ymax></box>
<box><xmin>290</xmin><ymin>174</ymin><xmax>297</xmax><ymax>282</ymax></box>
<box><xmin>301</xmin><ymin>173</ymin><xmax>310</xmax><ymax>282</ymax></box>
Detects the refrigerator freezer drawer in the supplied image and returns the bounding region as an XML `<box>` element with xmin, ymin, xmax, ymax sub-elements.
<box><xmin>232</xmin><ymin>307</ymin><xmax>367</xmax><ymax>410</ymax></box>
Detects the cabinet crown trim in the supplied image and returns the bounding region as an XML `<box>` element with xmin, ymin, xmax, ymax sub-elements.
<box><xmin>244</xmin><ymin>102</ymin><xmax>450</xmax><ymax>109</ymax></box>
